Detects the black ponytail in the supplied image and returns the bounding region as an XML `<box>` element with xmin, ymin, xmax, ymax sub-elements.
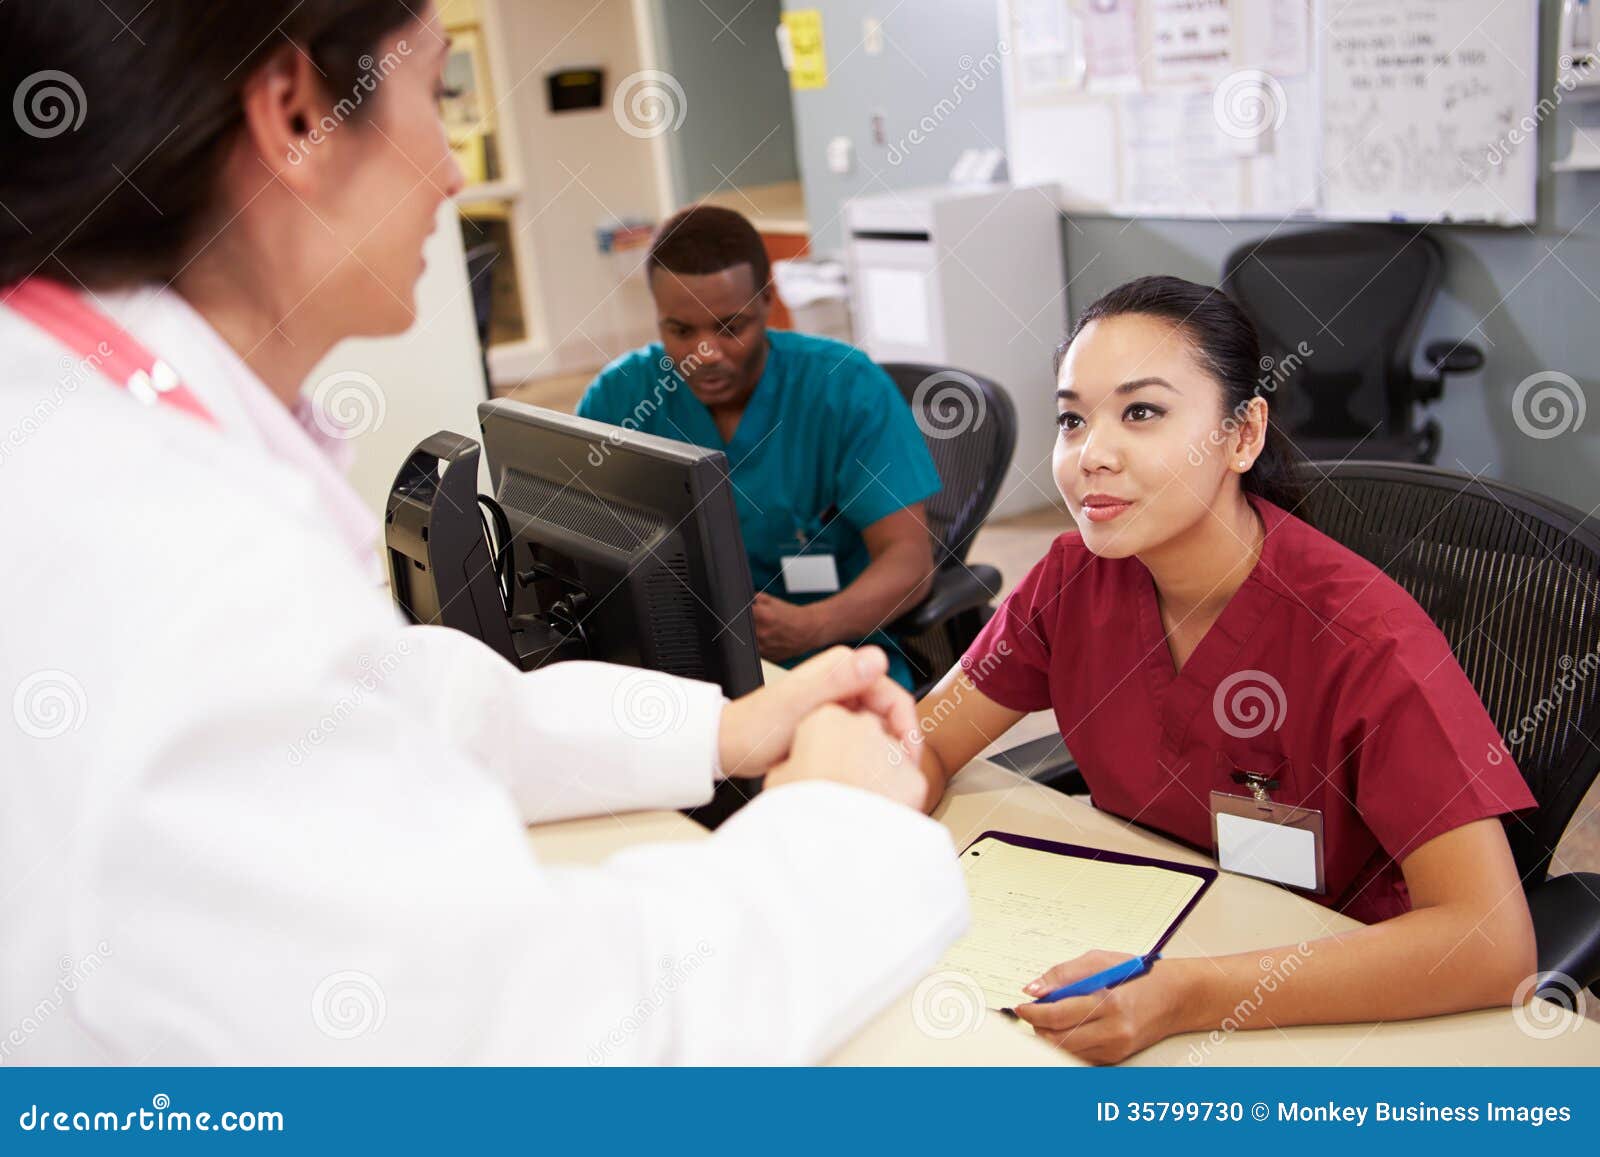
<box><xmin>1057</xmin><ymin>275</ymin><xmax>1309</xmax><ymax>517</ymax></box>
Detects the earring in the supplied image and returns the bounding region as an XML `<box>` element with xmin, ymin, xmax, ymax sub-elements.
<box><xmin>1238</xmin><ymin>460</ymin><xmax>1248</xmax><ymax>468</ymax></box>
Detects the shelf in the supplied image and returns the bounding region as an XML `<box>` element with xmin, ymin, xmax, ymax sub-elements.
<box><xmin>455</xmin><ymin>180</ymin><xmax>524</xmax><ymax>206</ymax></box>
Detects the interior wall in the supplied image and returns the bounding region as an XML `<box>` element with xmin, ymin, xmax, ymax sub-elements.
<box><xmin>647</xmin><ymin>0</ymin><xmax>799</xmax><ymax>203</ymax></box>
<box><xmin>779</xmin><ymin>0</ymin><xmax>1010</xmax><ymax>257</ymax></box>
<box><xmin>309</xmin><ymin>203</ymin><xmax>487</xmax><ymax>515</ymax></box>
<box><xmin>491</xmin><ymin>0</ymin><xmax>668</xmax><ymax>373</ymax></box>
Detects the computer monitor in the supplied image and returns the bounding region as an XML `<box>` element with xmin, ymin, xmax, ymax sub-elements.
<box><xmin>476</xmin><ymin>399</ymin><xmax>763</xmax><ymax>700</ymax></box>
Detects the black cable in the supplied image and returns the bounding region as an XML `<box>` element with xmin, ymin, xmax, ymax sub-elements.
<box><xmin>476</xmin><ymin>495</ymin><xmax>514</xmax><ymax>609</ymax></box>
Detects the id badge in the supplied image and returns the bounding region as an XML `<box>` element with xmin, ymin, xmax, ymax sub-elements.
<box><xmin>780</xmin><ymin>553</ymin><xmax>841</xmax><ymax>595</ymax></box>
<box><xmin>1209</xmin><ymin>791</ymin><xmax>1326</xmax><ymax>893</ymax></box>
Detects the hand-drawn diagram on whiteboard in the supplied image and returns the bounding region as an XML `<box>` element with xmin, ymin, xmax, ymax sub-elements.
<box><xmin>1320</xmin><ymin>0</ymin><xmax>1537</xmax><ymax>222</ymax></box>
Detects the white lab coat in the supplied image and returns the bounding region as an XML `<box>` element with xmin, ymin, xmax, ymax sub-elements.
<box><xmin>0</xmin><ymin>286</ymin><xmax>967</xmax><ymax>1064</ymax></box>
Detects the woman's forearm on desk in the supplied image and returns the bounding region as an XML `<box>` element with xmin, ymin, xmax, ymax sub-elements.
<box><xmin>913</xmin><ymin>672</ymin><xmax>1027</xmax><ymax>813</ymax></box>
<box><xmin>1173</xmin><ymin>897</ymin><xmax>1532</xmax><ymax>1034</ymax></box>
<box><xmin>1179</xmin><ymin>818</ymin><xmax>1535</xmax><ymax>1030</ymax></box>
<box><xmin>1018</xmin><ymin>819</ymin><xmax>1536</xmax><ymax>1063</ymax></box>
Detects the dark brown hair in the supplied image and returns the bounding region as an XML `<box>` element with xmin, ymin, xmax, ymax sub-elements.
<box><xmin>646</xmin><ymin>205</ymin><xmax>772</xmax><ymax>289</ymax></box>
<box><xmin>1058</xmin><ymin>275</ymin><xmax>1308</xmax><ymax>514</ymax></box>
<box><xmin>0</xmin><ymin>0</ymin><xmax>417</xmax><ymax>287</ymax></box>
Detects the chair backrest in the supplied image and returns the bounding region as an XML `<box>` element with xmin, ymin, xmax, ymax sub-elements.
<box><xmin>1300</xmin><ymin>461</ymin><xmax>1600</xmax><ymax>883</ymax></box>
<box><xmin>878</xmin><ymin>363</ymin><xmax>1018</xmax><ymax>568</ymax></box>
<box><xmin>1222</xmin><ymin>227</ymin><xmax>1441</xmax><ymax>444</ymax></box>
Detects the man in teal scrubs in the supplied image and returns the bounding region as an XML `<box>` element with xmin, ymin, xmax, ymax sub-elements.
<box><xmin>578</xmin><ymin>205</ymin><xmax>939</xmax><ymax>690</ymax></box>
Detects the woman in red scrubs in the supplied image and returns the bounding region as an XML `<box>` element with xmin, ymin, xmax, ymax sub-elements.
<box><xmin>916</xmin><ymin>275</ymin><xmax>1538</xmax><ymax>1063</ymax></box>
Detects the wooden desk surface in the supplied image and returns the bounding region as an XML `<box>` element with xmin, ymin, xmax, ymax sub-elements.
<box><xmin>527</xmin><ymin>699</ymin><xmax>1599</xmax><ymax>1065</ymax></box>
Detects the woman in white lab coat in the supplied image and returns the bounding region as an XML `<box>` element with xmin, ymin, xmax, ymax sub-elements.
<box><xmin>0</xmin><ymin>1</ymin><xmax>966</xmax><ymax>1063</ymax></box>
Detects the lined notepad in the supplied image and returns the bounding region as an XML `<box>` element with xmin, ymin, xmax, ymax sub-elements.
<box><xmin>939</xmin><ymin>837</ymin><xmax>1206</xmax><ymax>1009</ymax></box>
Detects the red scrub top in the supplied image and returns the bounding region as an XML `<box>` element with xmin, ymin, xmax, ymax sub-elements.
<box><xmin>962</xmin><ymin>495</ymin><xmax>1535</xmax><ymax>925</ymax></box>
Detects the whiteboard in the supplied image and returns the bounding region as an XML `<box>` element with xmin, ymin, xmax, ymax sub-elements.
<box><xmin>1002</xmin><ymin>0</ymin><xmax>1540</xmax><ymax>225</ymax></box>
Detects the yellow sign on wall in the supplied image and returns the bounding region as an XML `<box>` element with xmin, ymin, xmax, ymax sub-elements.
<box><xmin>783</xmin><ymin>9</ymin><xmax>828</xmax><ymax>91</ymax></box>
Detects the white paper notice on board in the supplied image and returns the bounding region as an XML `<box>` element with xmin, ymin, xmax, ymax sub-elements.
<box><xmin>1148</xmin><ymin>0</ymin><xmax>1232</xmax><ymax>87</ymax></box>
<box><xmin>1009</xmin><ymin>99</ymin><xmax>1120</xmax><ymax>209</ymax></box>
<box><xmin>1236</xmin><ymin>0</ymin><xmax>1310</xmax><ymax>76</ymax></box>
<box><xmin>1120</xmin><ymin>91</ymin><xmax>1245</xmax><ymax>215</ymax></box>
<box><xmin>1247</xmin><ymin>75</ymin><xmax>1319</xmax><ymax>214</ymax></box>
<box><xmin>1082</xmin><ymin>0</ymin><xmax>1140</xmax><ymax>91</ymax></box>
<box><xmin>1013</xmin><ymin>0</ymin><xmax>1085</xmax><ymax>92</ymax></box>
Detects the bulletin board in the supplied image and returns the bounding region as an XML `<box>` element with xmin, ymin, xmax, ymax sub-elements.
<box><xmin>1002</xmin><ymin>0</ymin><xmax>1540</xmax><ymax>225</ymax></box>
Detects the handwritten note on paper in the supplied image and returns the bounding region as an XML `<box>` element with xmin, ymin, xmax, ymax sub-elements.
<box><xmin>937</xmin><ymin>838</ymin><xmax>1205</xmax><ymax>1010</ymax></box>
<box><xmin>782</xmin><ymin>9</ymin><xmax>828</xmax><ymax>91</ymax></box>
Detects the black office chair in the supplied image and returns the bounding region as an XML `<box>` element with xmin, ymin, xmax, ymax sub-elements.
<box><xmin>877</xmin><ymin>363</ymin><xmax>1018</xmax><ymax>699</ymax></box>
<box><xmin>1300</xmin><ymin>461</ymin><xmax>1600</xmax><ymax>997</ymax></box>
<box><xmin>1221</xmin><ymin>227</ymin><xmax>1485</xmax><ymax>465</ymax></box>
<box><xmin>464</xmin><ymin>241</ymin><xmax>500</xmax><ymax>398</ymax></box>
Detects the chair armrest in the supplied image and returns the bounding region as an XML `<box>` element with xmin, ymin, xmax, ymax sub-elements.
<box><xmin>1411</xmin><ymin>339</ymin><xmax>1485</xmax><ymax>405</ymax></box>
<box><xmin>988</xmin><ymin>733</ymin><xmax>1088</xmax><ymax>795</ymax></box>
<box><xmin>888</xmin><ymin>563</ymin><xmax>1001</xmax><ymax>638</ymax></box>
<box><xmin>1423</xmin><ymin>339</ymin><xmax>1486</xmax><ymax>377</ymax></box>
<box><xmin>1527</xmin><ymin>872</ymin><xmax>1600</xmax><ymax>993</ymax></box>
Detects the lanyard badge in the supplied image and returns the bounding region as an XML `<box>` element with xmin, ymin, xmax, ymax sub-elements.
<box><xmin>1210</xmin><ymin>756</ymin><xmax>1326</xmax><ymax>894</ymax></box>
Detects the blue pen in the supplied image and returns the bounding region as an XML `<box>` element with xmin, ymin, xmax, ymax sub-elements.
<box><xmin>1031</xmin><ymin>952</ymin><xmax>1160</xmax><ymax>1004</ymax></box>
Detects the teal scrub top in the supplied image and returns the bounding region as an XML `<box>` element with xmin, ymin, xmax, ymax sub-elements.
<box><xmin>578</xmin><ymin>330</ymin><xmax>941</xmax><ymax>689</ymax></box>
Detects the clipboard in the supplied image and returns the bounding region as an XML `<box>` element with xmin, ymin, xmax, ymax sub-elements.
<box><xmin>937</xmin><ymin>831</ymin><xmax>1218</xmax><ymax>1011</ymax></box>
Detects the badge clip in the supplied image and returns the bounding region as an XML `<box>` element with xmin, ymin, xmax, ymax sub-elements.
<box><xmin>1230</xmin><ymin>770</ymin><xmax>1278</xmax><ymax>803</ymax></box>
